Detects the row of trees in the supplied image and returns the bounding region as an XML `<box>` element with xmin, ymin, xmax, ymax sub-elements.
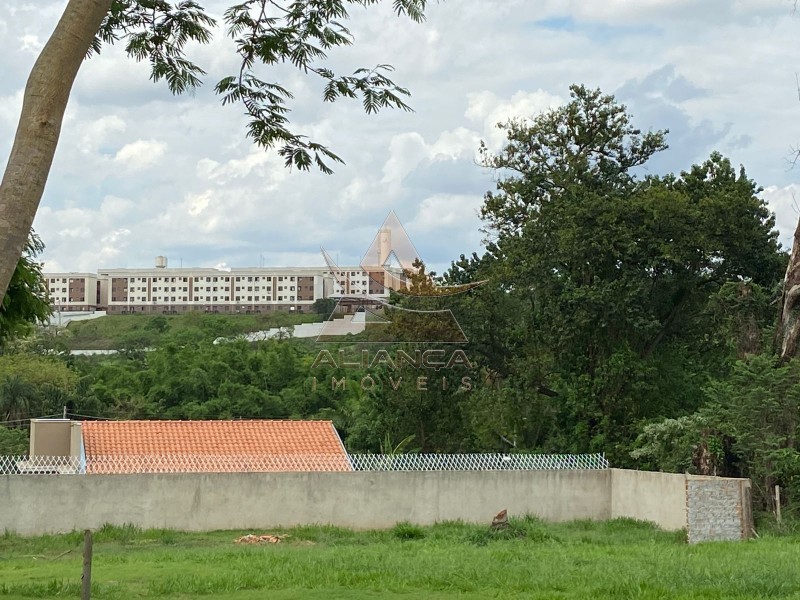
<box><xmin>445</xmin><ymin>86</ymin><xmax>784</xmax><ymax>459</ymax></box>
<box><xmin>435</xmin><ymin>86</ymin><xmax>794</xmax><ymax>513</ymax></box>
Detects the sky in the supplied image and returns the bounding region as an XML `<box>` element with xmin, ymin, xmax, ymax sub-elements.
<box><xmin>1</xmin><ymin>0</ymin><xmax>799</xmax><ymax>275</ymax></box>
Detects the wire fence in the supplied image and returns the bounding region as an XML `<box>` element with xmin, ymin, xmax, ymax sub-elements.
<box><xmin>349</xmin><ymin>453</ymin><xmax>609</xmax><ymax>471</ymax></box>
<box><xmin>0</xmin><ymin>452</ymin><xmax>609</xmax><ymax>475</ymax></box>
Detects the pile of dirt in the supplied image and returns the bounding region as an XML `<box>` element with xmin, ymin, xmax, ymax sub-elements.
<box><xmin>234</xmin><ymin>534</ymin><xmax>289</xmax><ymax>544</ymax></box>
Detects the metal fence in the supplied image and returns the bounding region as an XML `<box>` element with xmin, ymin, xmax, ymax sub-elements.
<box><xmin>0</xmin><ymin>452</ymin><xmax>609</xmax><ymax>475</ymax></box>
<box><xmin>349</xmin><ymin>453</ymin><xmax>609</xmax><ymax>471</ymax></box>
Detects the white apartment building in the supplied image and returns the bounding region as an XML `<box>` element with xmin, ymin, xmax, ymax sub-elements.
<box><xmin>44</xmin><ymin>273</ymin><xmax>100</xmax><ymax>311</ymax></box>
<box><xmin>44</xmin><ymin>257</ymin><xmax>389</xmax><ymax>315</ymax></box>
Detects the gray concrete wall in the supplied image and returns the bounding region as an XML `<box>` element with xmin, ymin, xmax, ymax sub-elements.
<box><xmin>0</xmin><ymin>470</ymin><xmax>610</xmax><ymax>536</ymax></box>
<box><xmin>610</xmin><ymin>468</ymin><xmax>687</xmax><ymax>531</ymax></box>
<box><xmin>0</xmin><ymin>469</ymin><xmax>751</xmax><ymax>538</ymax></box>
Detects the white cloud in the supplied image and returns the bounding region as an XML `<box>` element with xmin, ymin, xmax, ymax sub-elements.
<box><xmin>410</xmin><ymin>194</ymin><xmax>483</xmax><ymax>232</ymax></box>
<box><xmin>0</xmin><ymin>89</ymin><xmax>22</xmax><ymax>130</ymax></box>
<box><xmin>197</xmin><ymin>148</ymin><xmax>288</xmax><ymax>186</ymax></box>
<box><xmin>382</xmin><ymin>132</ymin><xmax>428</xmax><ymax>184</ymax></box>
<box><xmin>19</xmin><ymin>34</ymin><xmax>41</xmax><ymax>54</ymax></box>
<box><xmin>466</xmin><ymin>90</ymin><xmax>564</xmax><ymax>149</ymax></box>
<box><xmin>761</xmin><ymin>184</ymin><xmax>800</xmax><ymax>250</ymax></box>
<box><xmin>78</xmin><ymin>115</ymin><xmax>127</xmax><ymax>154</ymax></box>
<box><xmin>382</xmin><ymin>127</ymin><xmax>482</xmax><ymax>185</ymax></box>
<box><xmin>113</xmin><ymin>139</ymin><xmax>167</xmax><ymax>171</ymax></box>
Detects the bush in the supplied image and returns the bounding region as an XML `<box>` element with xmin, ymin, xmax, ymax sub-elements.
<box><xmin>391</xmin><ymin>522</ymin><xmax>426</xmax><ymax>541</ymax></box>
<box><xmin>466</xmin><ymin>516</ymin><xmax>558</xmax><ymax>546</ymax></box>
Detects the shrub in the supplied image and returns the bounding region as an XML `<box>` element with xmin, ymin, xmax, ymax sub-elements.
<box><xmin>391</xmin><ymin>522</ymin><xmax>426</xmax><ymax>541</ymax></box>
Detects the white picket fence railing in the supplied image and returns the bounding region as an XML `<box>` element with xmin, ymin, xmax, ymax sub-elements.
<box><xmin>0</xmin><ymin>452</ymin><xmax>609</xmax><ymax>475</ymax></box>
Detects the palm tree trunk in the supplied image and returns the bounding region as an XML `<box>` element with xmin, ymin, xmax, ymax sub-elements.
<box><xmin>0</xmin><ymin>0</ymin><xmax>112</xmax><ymax>304</ymax></box>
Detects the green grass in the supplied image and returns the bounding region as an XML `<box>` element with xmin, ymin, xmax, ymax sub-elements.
<box><xmin>1</xmin><ymin>519</ymin><xmax>799</xmax><ymax>599</ymax></box>
<box><xmin>61</xmin><ymin>313</ymin><xmax>322</xmax><ymax>350</ymax></box>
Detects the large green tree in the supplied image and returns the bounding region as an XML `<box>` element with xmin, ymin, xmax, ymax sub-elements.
<box><xmin>465</xmin><ymin>85</ymin><xmax>784</xmax><ymax>462</ymax></box>
<box><xmin>0</xmin><ymin>0</ymin><xmax>428</xmax><ymax>310</ymax></box>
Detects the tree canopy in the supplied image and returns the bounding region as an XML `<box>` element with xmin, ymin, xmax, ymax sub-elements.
<box><xmin>0</xmin><ymin>232</ymin><xmax>51</xmax><ymax>347</ymax></box>
<box><xmin>450</xmin><ymin>85</ymin><xmax>785</xmax><ymax>461</ymax></box>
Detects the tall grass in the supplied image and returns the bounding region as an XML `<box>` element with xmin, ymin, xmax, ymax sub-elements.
<box><xmin>1</xmin><ymin>519</ymin><xmax>798</xmax><ymax>599</ymax></box>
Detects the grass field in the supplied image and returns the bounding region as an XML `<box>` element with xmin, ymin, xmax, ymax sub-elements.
<box><xmin>1</xmin><ymin>519</ymin><xmax>799</xmax><ymax>599</ymax></box>
<box><xmin>60</xmin><ymin>313</ymin><xmax>322</xmax><ymax>350</ymax></box>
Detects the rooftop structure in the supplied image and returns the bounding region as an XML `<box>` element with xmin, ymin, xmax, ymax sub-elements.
<box><xmin>27</xmin><ymin>418</ymin><xmax>352</xmax><ymax>473</ymax></box>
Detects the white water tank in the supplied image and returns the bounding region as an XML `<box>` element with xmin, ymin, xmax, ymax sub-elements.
<box><xmin>155</xmin><ymin>256</ymin><xmax>168</xmax><ymax>269</ymax></box>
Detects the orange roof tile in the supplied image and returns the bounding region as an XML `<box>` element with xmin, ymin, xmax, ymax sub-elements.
<box><xmin>81</xmin><ymin>420</ymin><xmax>350</xmax><ymax>473</ymax></box>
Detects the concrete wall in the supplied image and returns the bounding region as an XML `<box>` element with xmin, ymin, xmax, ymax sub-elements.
<box><xmin>0</xmin><ymin>469</ymin><xmax>749</xmax><ymax>540</ymax></box>
<box><xmin>0</xmin><ymin>470</ymin><xmax>610</xmax><ymax>536</ymax></box>
<box><xmin>610</xmin><ymin>469</ymin><xmax>687</xmax><ymax>531</ymax></box>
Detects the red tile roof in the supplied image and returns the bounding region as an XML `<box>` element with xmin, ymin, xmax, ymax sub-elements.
<box><xmin>81</xmin><ymin>420</ymin><xmax>350</xmax><ymax>473</ymax></box>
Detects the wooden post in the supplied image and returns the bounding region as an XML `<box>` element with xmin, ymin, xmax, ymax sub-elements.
<box><xmin>775</xmin><ymin>485</ymin><xmax>782</xmax><ymax>525</ymax></box>
<box><xmin>81</xmin><ymin>529</ymin><xmax>92</xmax><ymax>600</ymax></box>
<box><xmin>740</xmin><ymin>480</ymin><xmax>755</xmax><ymax>539</ymax></box>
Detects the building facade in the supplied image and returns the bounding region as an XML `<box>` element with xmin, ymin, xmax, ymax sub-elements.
<box><xmin>44</xmin><ymin>273</ymin><xmax>100</xmax><ymax>312</ymax></box>
<box><xmin>45</xmin><ymin>259</ymin><xmax>389</xmax><ymax>315</ymax></box>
